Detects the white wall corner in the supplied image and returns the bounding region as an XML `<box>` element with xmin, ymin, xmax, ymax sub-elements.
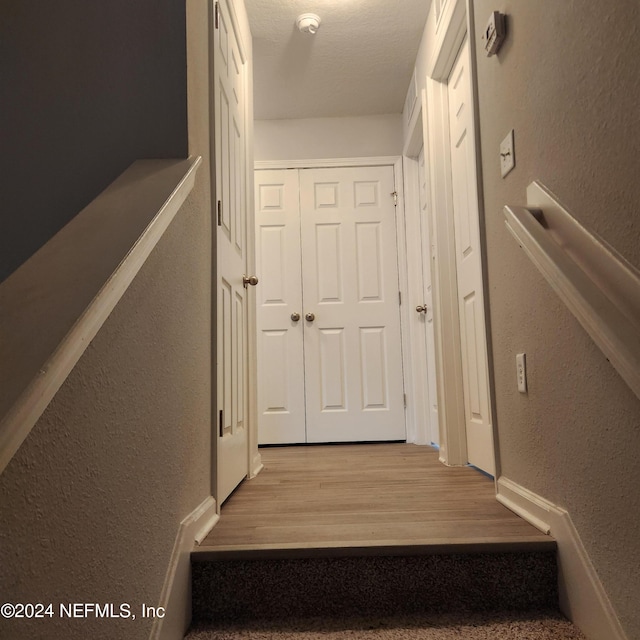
<box><xmin>496</xmin><ymin>477</ymin><xmax>628</xmax><ymax>640</ymax></box>
<box><xmin>149</xmin><ymin>496</ymin><xmax>219</xmax><ymax>640</ymax></box>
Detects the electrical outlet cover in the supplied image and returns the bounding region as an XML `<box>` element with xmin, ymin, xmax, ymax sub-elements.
<box><xmin>516</xmin><ymin>353</ymin><xmax>527</xmax><ymax>393</ymax></box>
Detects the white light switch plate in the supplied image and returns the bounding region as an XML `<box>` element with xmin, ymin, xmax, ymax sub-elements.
<box><xmin>500</xmin><ymin>129</ymin><xmax>515</xmax><ymax>178</ymax></box>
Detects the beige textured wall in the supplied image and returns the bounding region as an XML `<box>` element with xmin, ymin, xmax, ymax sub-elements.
<box><xmin>254</xmin><ymin>114</ymin><xmax>403</xmax><ymax>161</ymax></box>
<box><xmin>472</xmin><ymin>1</ymin><xmax>640</xmax><ymax>636</ymax></box>
<box><xmin>0</xmin><ymin>190</ymin><xmax>211</xmax><ymax>640</ymax></box>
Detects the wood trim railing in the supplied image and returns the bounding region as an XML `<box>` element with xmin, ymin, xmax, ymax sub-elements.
<box><xmin>504</xmin><ymin>181</ymin><xmax>640</xmax><ymax>401</ymax></box>
<box><xmin>0</xmin><ymin>157</ymin><xmax>201</xmax><ymax>474</ymax></box>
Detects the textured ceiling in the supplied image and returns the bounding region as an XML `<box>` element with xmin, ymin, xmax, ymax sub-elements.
<box><xmin>245</xmin><ymin>0</ymin><xmax>430</xmax><ymax>120</ymax></box>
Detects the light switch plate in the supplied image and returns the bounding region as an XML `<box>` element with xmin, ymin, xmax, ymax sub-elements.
<box><xmin>500</xmin><ymin>129</ymin><xmax>515</xmax><ymax>178</ymax></box>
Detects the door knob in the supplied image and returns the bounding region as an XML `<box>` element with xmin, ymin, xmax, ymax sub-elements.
<box><xmin>305</xmin><ymin>312</ymin><xmax>315</xmax><ymax>322</ymax></box>
<box><xmin>416</xmin><ymin>305</ymin><xmax>428</xmax><ymax>314</ymax></box>
<box><xmin>242</xmin><ymin>275</ymin><xmax>259</xmax><ymax>288</ymax></box>
<box><xmin>291</xmin><ymin>312</ymin><xmax>301</xmax><ymax>322</ymax></box>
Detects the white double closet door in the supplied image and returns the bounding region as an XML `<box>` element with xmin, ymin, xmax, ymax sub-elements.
<box><xmin>255</xmin><ymin>165</ymin><xmax>406</xmax><ymax>444</ymax></box>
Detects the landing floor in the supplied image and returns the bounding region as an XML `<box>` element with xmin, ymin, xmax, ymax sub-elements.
<box><xmin>195</xmin><ymin>443</ymin><xmax>553</xmax><ymax>558</ymax></box>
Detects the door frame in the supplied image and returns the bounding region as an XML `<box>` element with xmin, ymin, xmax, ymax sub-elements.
<box><xmin>419</xmin><ymin>0</ymin><xmax>499</xmax><ymax>475</ymax></box>
<box><xmin>255</xmin><ymin>156</ymin><xmax>415</xmax><ymax>445</ymax></box>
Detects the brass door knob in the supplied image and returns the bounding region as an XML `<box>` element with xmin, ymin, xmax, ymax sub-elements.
<box><xmin>242</xmin><ymin>275</ymin><xmax>259</xmax><ymax>288</ymax></box>
<box><xmin>291</xmin><ymin>312</ymin><xmax>301</xmax><ymax>322</ymax></box>
<box><xmin>305</xmin><ymin>312</ymin><xmax>315</xmax><ymax>322</ymax></box>
<box><xmin>416</xmin><ymin>305</ymin><xmax>428</xmax><ymax>314</ymax></box>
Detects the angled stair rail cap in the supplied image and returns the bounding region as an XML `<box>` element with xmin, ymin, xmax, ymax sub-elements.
<box><xmin>0</xmin><ymin>157</ymin><xmax>202</xmax><ymax>475</ymax></box>
<box><xmin>504</xmin><ymin>181</ymin><xmax>640</xmax><ymax>402</ymax></box>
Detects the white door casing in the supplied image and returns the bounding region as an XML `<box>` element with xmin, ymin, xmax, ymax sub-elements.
<box><xmin>255</xmin><ymin>165</ymin><xmax>406</xmax><ymax>444</ymax></box>
<box><xmin>215</xmin><ymin>0</ymin><xmax>249</xmax><ymax>502</ymax></box>
<box><xmin>447</xmin><ymin>38</ymin><xmax>494</xmax><ymax>475</ymax></box>
<box><xmin>254</xmin><ymin>170</ymin><xmax>306</xmax><ymax>444</ymax></box>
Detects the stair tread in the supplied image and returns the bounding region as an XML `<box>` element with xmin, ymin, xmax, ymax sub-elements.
<box><xmin>185</xmin><ymin>612</ymin><xmax>586</xmax><ymax>639</ymax></box>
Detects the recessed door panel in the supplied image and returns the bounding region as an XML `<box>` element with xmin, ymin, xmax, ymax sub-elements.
<box><xmin>314</xmin><ymin>183</ymin><xmax>339</xmax><ymax>209</ymax></box>
<box><xmin>315</xmin><ymin>224</ymin><xmax>343</xmax><ymax>303</ymax></box>
<box><xmin>259</xmin><ymin>183</ymin><xmax>284</xmax><ymax>210</ymax></box>
<box><xmin>354</xmin><ymin>181</ymin><xmax>379</xmax><ymax>207</ymax></box>
<box><xmin>360</xmin><ymin>327</ymin><xmax>389</xmax><ymax>410</ymax></box>
<box><xmin>462</xmin><ymin>292</ymin><xmax>481</xmax><ymax>420</ymax></box>
<box><xmin>260</xmin><ymin>330</ymin><xmax>290</xmax><ymax>412</ymax></box>
<box><xmin>356</xmin><ymin>222</ymin><xmax>383</xmax><ymax>302</ymax></box>
<box><xmin>451</xmin><ymin>132</ymin><xmax>473</xmax><ymax>259</ymax></box>
<box><xmin>234</xmin><ymin>289</ymin><xmax>245</xmax><ymax>429</ymax></box>
<box><xmin>218</xmin><ymin>84</ymin><xmax>231</xmax><ymax>238</ymax></box>
<box><xmin>259</xmin><ymin>226</ymin><xmax>287</xmax><ymax>305</ymax></box>
<box><xmin>319</xmin><ymin>328</ymin><xmax>347</xmax><ymax>411</ymax></box>
<box><xmin>220</xmin><ymin>278</ymin><xmax>233</xmax><ymax>435</ymax></box>
<box><xmin>233</xmin><ymin>118</ymin><xmax>243</xmax><ymax>253</ymax></box>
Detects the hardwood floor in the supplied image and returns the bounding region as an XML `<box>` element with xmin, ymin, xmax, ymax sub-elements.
<box><xmin>196</xmin><ymin>443</ymin><xmax>553</xmax><ymax>558</ymax></box>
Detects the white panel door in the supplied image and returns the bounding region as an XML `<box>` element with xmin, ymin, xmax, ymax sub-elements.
<box><xmin>299</xmin><ymin>166</ymin><xmax>405</xmax><ymax>443</ymax></box>
<box><xmin>418</xmin><ymin>147</ymin><xmax>440</xmax><ymax>444</ymax></box>
<box><xmin>215</xmin><ymin>0</ymin><xmax>249</xmax><ymax>502</ymax></box>
<box><xmin>447</xmin><ymin>39</ymin><xmax>495</xmax><ymax>475</ymax></box>
<box><xmin>254</xmin><ymin>170</ymin><xmax>306</xmax><ymax>444</ymax></box>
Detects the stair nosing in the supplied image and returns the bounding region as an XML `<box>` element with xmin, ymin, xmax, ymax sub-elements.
<box><xmin>191</xmin><ymin>537</ymin><xmax>556</xmax><ymax>561</ymax></box>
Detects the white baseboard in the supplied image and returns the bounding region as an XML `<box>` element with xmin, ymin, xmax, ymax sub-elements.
<box><xmin>150</xmin><ymin>496</ymin><xmax>220</xmax><ymax>640</ymax></box>
<box><xmin>497</xmin><ymin>477</ymin><xmax>628</xmax><ymax>640</ymax></box>
<box><xmin>496</xmin><ymin>476</ymin><xmax>554</xmax><ymax>534</ymax></box>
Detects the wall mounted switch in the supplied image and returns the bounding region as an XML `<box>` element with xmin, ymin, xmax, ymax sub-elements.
<box><xmin>500</xmin><ymin>129</ymin><xmax>515</xmax><ymax>178</ymax></box>
<box><xmin>516</xmin><ymin>353</ymin><xmax>527</xmax><ymax>393</ymax></box>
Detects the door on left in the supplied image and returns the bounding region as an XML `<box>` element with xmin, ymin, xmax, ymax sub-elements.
<box><xmin>215</xmin><ymin>0</ymin><xmax>250</xmax><ymax>502</ymax></box>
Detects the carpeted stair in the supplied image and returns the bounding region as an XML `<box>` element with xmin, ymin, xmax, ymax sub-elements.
<box><xmin>185</xmin><ymin>548</ymin><xmax>586</xmax><ymax>638</ymax></box>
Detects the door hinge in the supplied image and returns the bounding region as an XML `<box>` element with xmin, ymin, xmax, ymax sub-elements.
<box><xmin>404</xmin><ymin>393</ymin><xmax>407</xmax><ymax>409</ymax></box>
<box><xmin>217</xmin><ymin>200</ymin><xmax>222</xmax><ymax>226</ymax></box>
<box><xmin>214</xmin><ymin>1</ymin><xmax>220</xmax><ymax>29</ymax></box>
<box><xmin>391</xmin><ymin>191</ymin><xmax>398</xmax><ymax>206</ymax></box>
<box><xmin>398</xmin><ymin>291</ymin><xmax>402</xmax><ymax>305</ymax></box>
<box><xmin>219</xmin><ymin>409</ymin><xmax>224</xmax><ymax>437</ymax></box>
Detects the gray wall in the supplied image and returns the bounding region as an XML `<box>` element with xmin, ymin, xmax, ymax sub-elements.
<box><xmin>473</xmin><ymin>1</ymin><xmax>640</xmax><ymax>636</ymax></box>
<box><xmin>0</xmin><ymin>0</ymin><xmax>188</xmax><ymax>283</ymax></box>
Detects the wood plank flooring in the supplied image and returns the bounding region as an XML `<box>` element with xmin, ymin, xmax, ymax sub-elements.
<box><xmin>196</xmin><ymin>444</ymin><xmax>553</xmax><ymax>558</ymax></box>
